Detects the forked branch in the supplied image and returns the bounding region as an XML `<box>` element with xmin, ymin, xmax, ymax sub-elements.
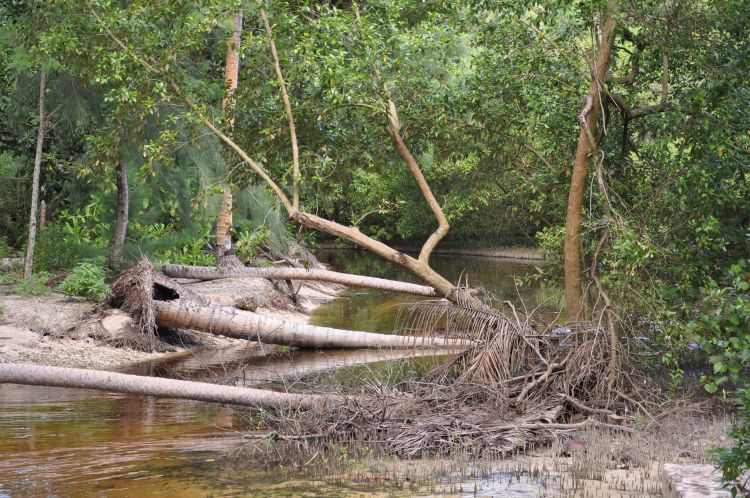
<box><xmin>385</xmin><ymin>100</ymin><xmax>450</xmax><ymax>265</ymax></box>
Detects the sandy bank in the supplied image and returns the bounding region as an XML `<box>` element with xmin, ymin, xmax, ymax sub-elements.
<box><xmin>0</xmin><ymin>276</ymin><xmax>341</xmax><ymax>370</ymax></box>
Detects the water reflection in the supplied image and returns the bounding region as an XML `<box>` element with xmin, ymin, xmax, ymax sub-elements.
<box><xmin>312</xmin><ymin>250</ymin><xmax>562</xmax><ymax>332</ymax></box>
<box><xmin>0</xmin><ymin>250</ymin><xmax>568</xmax><ymax>497</ymax></box>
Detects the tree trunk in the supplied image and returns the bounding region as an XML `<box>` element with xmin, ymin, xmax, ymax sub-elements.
<box><xmin>109</xmin><ymin>159</ymin><xmax>129</xmax><ymax>267</ymax></box>
<box><xmin>153</xmin><ymin>299</ymin><xmax>473</xmax><ymax>349</ymax></box>
<box><xmin>39</xmin><ymin>200</ymin><xmax>46</xmax><ymax>230</ymax></box>
<box><xmin>0</xmin><ymin>363</ymin><xmax>319</xmax><ymax>409</ymax></box>
<box><xmin>162</xmin><ymin>264</ymin><xmax>439</xmax><ymax>297</ymax></box>
<box><xmin>563</xmin><ymin>4</ymin><xmax>618</xmax><ymax>322</ymax></box>
<box><xmin>215</xmin><ymin>9</ymin><xmax>243</xmax><ymax>265</ymax></box>
<box><xmin>23</xmin><ymin>69</ymin><xmax>47</xmax><ymax>280</ymax></box>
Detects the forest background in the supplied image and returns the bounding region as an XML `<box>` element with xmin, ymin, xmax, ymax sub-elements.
<box><xmin>1</xmin><ymin>0</ymin><xmax>748</xmax><ymax>489</ymax></box>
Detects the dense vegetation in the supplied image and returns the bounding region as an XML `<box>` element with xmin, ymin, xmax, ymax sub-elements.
<box><xmin>1</xmin><ymin>0</ymin><xmax>748</xmax><ymax>490</ymax></box>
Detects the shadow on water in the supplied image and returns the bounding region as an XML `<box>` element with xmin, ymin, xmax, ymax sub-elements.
<box><xmin>0</xmin><ymin>250</ymin><xmax>578</xmax><ymax>497</ymax></box>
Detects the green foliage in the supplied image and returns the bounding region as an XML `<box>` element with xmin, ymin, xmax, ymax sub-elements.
<box><xmin>152</xmin><ymin>227</ymin><xmax>215</xmax><ymax>266</ymax></box>
<box><xmin>59</xmin><ymin>259</ymin><xmax>110</xmax><ymax>301</ymax></box>
<box><xmin>0</xmin><ymin>153</ymin><xmax>29</xmax><ymax>247</ymax></box>
<box><xmin>9</xmin><ymin>271</ymin><xmax>52</xmax><ymax>297</ymax></box>
<box><xmin>0</xmin><ymin>236</ymin><xmax>11</xmax><ymax>258</ymax></box>
<box><xmin>716</xmin><ymin>387</ymin><xmax>750</xmax><ymax>495</ymax></box>
<box><xmin>235</xmin><ymin>225</ymin><xmax>269</xmax><ymax>261</ymax></box>
<box><xmin>691</xmin><ymin>261</ymin><xmax>750</xmax><ymax>395</ymax></box>
<box><xmin>685</xmin><ymin>261</ymin><xmax>750</xmax><ymax>492</ymax></box>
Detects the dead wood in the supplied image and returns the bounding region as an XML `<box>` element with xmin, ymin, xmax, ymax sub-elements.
<box><xmin>111</xmin><ymin>258</ymin><xmax>471</xmax><ymax>350</ymax></box>
<box><xmin>0</xmin><ymin>363</ymin><xmax>322</xmax><ymax>410</ymax></box>
<box><xmin>162</xmin><ymin>264</ymin><xmax>439</xmax><ymax>297</ymax></box>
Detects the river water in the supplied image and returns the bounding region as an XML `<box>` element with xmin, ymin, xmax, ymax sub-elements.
<box><xmin>0</xmin><ymin>251</ymin><xmax>576</xmax><ymax>497</ymax></box>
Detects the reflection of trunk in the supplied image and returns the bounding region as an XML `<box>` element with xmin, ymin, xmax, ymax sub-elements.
<box><xmin>154</xmin><ymin>299</ymin><xmax>473</xmax><ymax>349</ymax></box>
<box><xmin>109</xmin><ymin>160</ymin><xmax>129</xmax><ymax>266</ymax></box>
<box><xmin>215</xmin><ymin>9</ymin><xmax>243</xmax><ymax>265</ymax></box>
<box><xmin>162</xmin><ymin>264</ymin><xmax>438</xmax><ymax>296</ymax></box>
<box><xmin>23</xmin><ymin>70</ymin><xmax>47</xmax><ymax>280</ymax></box>
<box><xmin>0</xmin><ymin>363</ymin><xmax>318</xmax><ymax>409</ymax></box>
<box><xmin>154</xmin><ymin>347</ymin><xmax>454</xmax><ymax>386</ymax></box>
<box><xmin>563</xmin><ymin>3</ymin><xmax>617</xmax><ymax>322</ymax></box>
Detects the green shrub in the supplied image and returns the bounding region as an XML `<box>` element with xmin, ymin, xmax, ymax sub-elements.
<box><xmin>235</xmin><ymin>225</ymin><xmax>269</xmax><ymax>261</ymax></box>
<box><xmin>716</xmin><ymin>387</ymin><xmax>750</xmax><ymax>495</ymax></box>
<box><xmin>690</xmin><ymin>260</ymin><xmax>750</xmax><ymax>493</ymax></box>
<box><xmin>153</xmin><ymin>227</ymin><xmax>214</xmax><ymax>266</ymax></box>
<box><xmin>0</xmin><ymin>303</ymin><xmax>5</xmax><ymax>318</ymax></box>
<box><xmin>59</xmin><ymin>261</ymin><xmax>111</xmax><ymax>301</ymax></box>
<box><xmin>0</xmin><ymin>236</ymin><xmax>11</xmax><ymax>258</ymax></box>
<box><xmin>33</xmin><ymin>226</ymin><xmax>89</xmax><ymax>272</ymax></box>
<box><xmin>9</xmin><ymin>272</ymin><xmax>52</xmax><ymax>297</ymax></box>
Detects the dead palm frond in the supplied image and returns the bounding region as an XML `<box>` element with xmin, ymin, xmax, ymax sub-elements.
<box><xmin>394</xmin><ymin>298</ymin><xmax>538</xmax><ymax>387</ymax></box>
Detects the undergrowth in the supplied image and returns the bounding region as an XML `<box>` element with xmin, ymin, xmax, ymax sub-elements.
<box><xmin>59</xmin><ymin>259</ymin><xmax>111</xmax><ymax>301</ymax></box>
<box><xmin>9</xmin><ymin>271</ymin><xmax>52</xmax><ymax>297</ymax></box>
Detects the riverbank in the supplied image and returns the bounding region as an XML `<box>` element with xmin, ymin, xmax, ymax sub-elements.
<box><xmin>0</xmin><ymin>276</ymin><xmax>342</xmax><ymax>370</ymax></box>
<box><xmin>317</xmin><ymin>242</ymin><xmax>545</xmax><ymax>261</ymax></box>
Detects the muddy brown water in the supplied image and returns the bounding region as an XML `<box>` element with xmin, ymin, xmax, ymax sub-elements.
<box><xmin>0</xmin><ymin>251</ymin><xmax>604</xmax><ymax>497</ymax></box>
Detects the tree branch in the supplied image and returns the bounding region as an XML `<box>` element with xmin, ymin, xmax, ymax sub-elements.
<box><xmin>260</xmin><ymin>7</ymin><xmax>300</xmax><ymax>212</ymax></box>
<box><xmin>385</xmin><ymin>101</ymin><xmax>450</xmax><ymax>265</ymax></box>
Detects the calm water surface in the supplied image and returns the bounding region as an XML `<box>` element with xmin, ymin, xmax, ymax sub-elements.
<box><xmin>0</xmin><ymin>251</ymin><xmax>570</xmax><ymax>497</ymax></box>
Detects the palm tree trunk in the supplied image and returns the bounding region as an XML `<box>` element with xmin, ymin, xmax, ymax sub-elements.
<box><xmin>0</xmin><ymin>363</ymin><xmax>319</xmax><ymax>409</ymax></box>
<box><xmin>153</xmin><ymin>299</ymin><xmax>473</xmax><ymax>349</ymax></box>
<box><xmin>23</xmin><ymin>69</ymin><xmax>47</xmax><ymax>280</ymax></box>
<box><xmin>161</xmin><ymin>264</ymin><xmax>439</xmax><ymax>296</ymax></box>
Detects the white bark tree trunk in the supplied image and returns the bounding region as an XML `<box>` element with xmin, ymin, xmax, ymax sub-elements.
<box><xmin>154</xmin><ymin>299</ymin><xmax>473</xmax><ymax>349</ymax></box>
<box><xmin>0</xmin><ymin>363</ymin><xmax>320</xmax><ymax>409</ymax></box>
<box><xmin>23</xmin><ymin>69</ymin><xmax>47</xmax><ymax>280</ymax></box>
<box><xmin>162</xmin><ymin>264</ymin><xmax>438</xmax><ymax>297</ymax></box>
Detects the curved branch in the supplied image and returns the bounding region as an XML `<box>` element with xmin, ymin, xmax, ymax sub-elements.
<box><xmin>260</xmin><ymin>7</ymin><xmax>300</xmax><ymax>212</ymax></box>
<box><xmin>385</xmin><ymin>101</ymin><xmax>449</xmax><ymax>264</ymax></box>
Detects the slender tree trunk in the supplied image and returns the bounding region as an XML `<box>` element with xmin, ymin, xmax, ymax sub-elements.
<box><xmin>23</xmin><ymin>70</ymin><xmax>47</xmax><ymax>280</ymax></box>
<box><xmin>162</xmin><ymin>264</ymin><xmax>439</xmax><ymax>296</ymax></box>
<box><xmin>0</xmin><ymin>363</ymin><xmax>319</xmax><ymax>409</ymax></box>
<box><xmin>109</xmin><ymin>160</ymin><xmax>129</xmax><ymax>267</ymax></box>
<box><xmin>153</xmin><ymin>299</ymin><xmax>473</xmax><ymax>349</ymax></box>
<box><xmin>563</xmin><ymin>4</ymin><xmax>617</xmax><ymax>322</ymax></box>
<box><xmin>216</xmin><ymin>9</ymin><xmax>243</xmax><ymax>265</ymax></box>
<box><xmin>39</xmin><ymin>200</ymin><xmax>46</xmax><ymax>230</ymax></box>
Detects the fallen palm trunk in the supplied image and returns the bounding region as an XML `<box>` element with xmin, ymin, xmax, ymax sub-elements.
<box><xmin>154</xmin><ymin>299</ymin><xmax>473</xmax><ymax>349</ymax></box>
<box><xmin>0</xmin><ymin>363</ymin><xmax>320</xmax><ymax>409</ymax></box>
<box><xmin>162</xmin><ymin>264</ymin><xmax>438</xmax><ymax>297</ymax></box>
